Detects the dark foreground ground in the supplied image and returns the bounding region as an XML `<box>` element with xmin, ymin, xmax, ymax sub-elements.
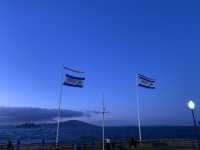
<box><xmin>0</xmin><ymin>126</ymin><xmax>198</xmax><ymax>144</ymax></box>
<box><xmin>1</xmin><ymin>139</ymin><xmax>200</xmax><ymax>150</ymax></box>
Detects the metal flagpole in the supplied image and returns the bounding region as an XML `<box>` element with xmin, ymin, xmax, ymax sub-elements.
<box><xmin>95</xmin><ymin>94</ymin><xmax>107</xmax><ymax>150</ymax></box>
<box><xmin>136</xmin><ymin>74</ymin><xmax>142</xmax><ymax>142</ymax></box>
<box><xmin>102</xmin><ymin>93</ymin><xmax>105</xmax><ymax>150</ymax></box>
<box><xmin>56</xmin><ymin>65</ymin><xmax>64</xmax><ymax>146</ymax></box>
<box><xmin>55</xmin><ymin>65</ymin><xmax>85</xmax><ymax>146</ymax></box>
<box><xmin>56</xmin><ymin>84</ymin><xmax>63</xmax><ymax>146</ymax></box>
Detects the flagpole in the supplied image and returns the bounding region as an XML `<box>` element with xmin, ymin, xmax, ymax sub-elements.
<box><xmin>55</xmin><ymin>65</ymin><xmax>85</xmax><ymax>146</ymax></box>
<box><xmin>102</xmin><ymin>93</ymin><xmax>105</xmax><ymax>150</ymax></box>
<box><xmin>56</xmin><ymin>65</ymin><xmax>64</xmax><ymax>146</ymax></box>
<box><xmin>136</xmin><ymin>74</ymin><xmax>142</xmax><ymax>142</ymax></box>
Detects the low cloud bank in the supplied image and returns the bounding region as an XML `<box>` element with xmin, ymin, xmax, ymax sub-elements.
<box><xmin>0</xmin><ymin>107</ymin><xmax>84</xmax><ymax>125</ymax></box>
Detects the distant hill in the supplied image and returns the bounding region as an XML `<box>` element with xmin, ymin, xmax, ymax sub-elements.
<box><xmin>41</xmin><ymin>120</ymin><xmax>99</xmax><ymax>128</ymax></box>
<box><xmin>14</xmin><ymin>120</ymin><xmax>99</xmax><ymax>129</ymax></box>
<box><xmin>16</xmin><ymin>123</ymin><xmax>41</xmax><ymax>128</ymax></box>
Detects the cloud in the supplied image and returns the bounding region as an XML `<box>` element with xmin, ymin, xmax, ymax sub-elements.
<box><xmin>0</xmin><ymin>107</ymin><xmax>84</xmax><ymax>125</ymax></box>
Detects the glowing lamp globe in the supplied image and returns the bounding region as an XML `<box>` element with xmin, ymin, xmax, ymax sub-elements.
<box><xmin>188</xmin><ymin>100</ymin><xmax>195</xmax><ymax>110</ymax></box>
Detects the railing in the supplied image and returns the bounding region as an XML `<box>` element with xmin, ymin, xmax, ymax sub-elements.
<box><xmin>0</xmin><ymin>139</ymin><xmax>199</xmax><ymax>150</ymax></box>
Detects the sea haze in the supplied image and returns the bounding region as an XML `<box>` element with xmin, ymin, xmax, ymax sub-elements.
<box><xmin>0</xmin><ymin>120</ymin><xmax>197</xmax><ymax>144</ymax></box>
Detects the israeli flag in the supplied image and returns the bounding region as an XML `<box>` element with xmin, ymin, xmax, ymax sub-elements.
<box><xmin>138</xmin><ymin>74</ymin><xmax>155</xmax><ymax>89</ymax></box>
<box><xmin>63</xmin><ymin>74</ymin><xmax>85</xmax><ymax>88</ymax></box>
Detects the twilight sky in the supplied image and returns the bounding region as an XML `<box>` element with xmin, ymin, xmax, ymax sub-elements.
<box><xmin>0</xmin><ymin>0</ymin><xmax>200</xmax><ymax>126</ymax></box>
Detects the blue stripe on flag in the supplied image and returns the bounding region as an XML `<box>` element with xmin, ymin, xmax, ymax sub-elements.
<box><xmin>138</xmin><ymin>83</ymin><xmax>155</xmax><ymax>89</ymax></box>
<box><xmin>65</xmin><ymin>74</ymin><xmax>85</xmax><ymax>80</ymax></box>
<box><xmin>64</xmin><ymin>66</ymin><xmax>85</xmax><ymax>73</ymax></box>
<box><xmin>63</xmin><ymin>82</ymin><xmax>84</xmax><ymax>88</ymax></box>
<box><xmin>138</xmin><ymin>74</ymin><xmax>155</xmax><ymax>82</ymax></box>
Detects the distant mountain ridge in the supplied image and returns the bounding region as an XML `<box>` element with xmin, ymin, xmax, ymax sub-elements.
<box><xmin>16</xmin><ymin>123</ymin><xmax>41</xmax><ymax>128</ymax></box>
<box><xmin>15</xmin><ymin>120</ymin><xmax>99</xmax><ymax>128</ymax></box>
<box><xmin>42</xmin><ymin>120</ymin><xmax>99</xmax><ymax>128</ymax></box>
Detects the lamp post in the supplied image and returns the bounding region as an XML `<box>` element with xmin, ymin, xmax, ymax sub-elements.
<box><xmin>187</xmin><ymin>100</ymin><xmax>199</xmax><ymax>149</ymax></box>
<box><xmin>188</xmin><ymin>100</ymin><xmax>197</xmax><ymax>127</ymax></box>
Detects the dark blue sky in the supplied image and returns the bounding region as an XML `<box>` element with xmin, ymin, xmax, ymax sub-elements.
<box><xmin>0</xmin><ymin>0</ymin><xmax>200</xmax><ymax>125</ymax></box>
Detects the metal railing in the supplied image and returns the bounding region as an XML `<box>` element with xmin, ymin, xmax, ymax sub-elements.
<box><xmin>0</xmin><ymin>139</ymin><xmax>199</xmax><ymax>150</ymax></box>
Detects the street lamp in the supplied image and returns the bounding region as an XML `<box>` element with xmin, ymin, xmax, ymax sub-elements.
<box><xmin>187</xmin><ymin>100</ymin><xmax>199</xmax><ymax>149</ymax></box>
<box><xmin>187</xmin><ymin>100</ymin><xmax>197</xmax><ymax>127</ymax></box>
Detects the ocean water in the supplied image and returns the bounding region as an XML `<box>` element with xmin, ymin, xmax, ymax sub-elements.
<box><xmin>0</xmin><ymin>126</ymin><xmax>198</xmax><ymax>144</ymax></box>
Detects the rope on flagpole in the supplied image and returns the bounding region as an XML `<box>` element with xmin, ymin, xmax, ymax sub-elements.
<box><xmin>136</xmin><ymin>74</ymin><xmax>142</xmax><ymax>142</ymax></box>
